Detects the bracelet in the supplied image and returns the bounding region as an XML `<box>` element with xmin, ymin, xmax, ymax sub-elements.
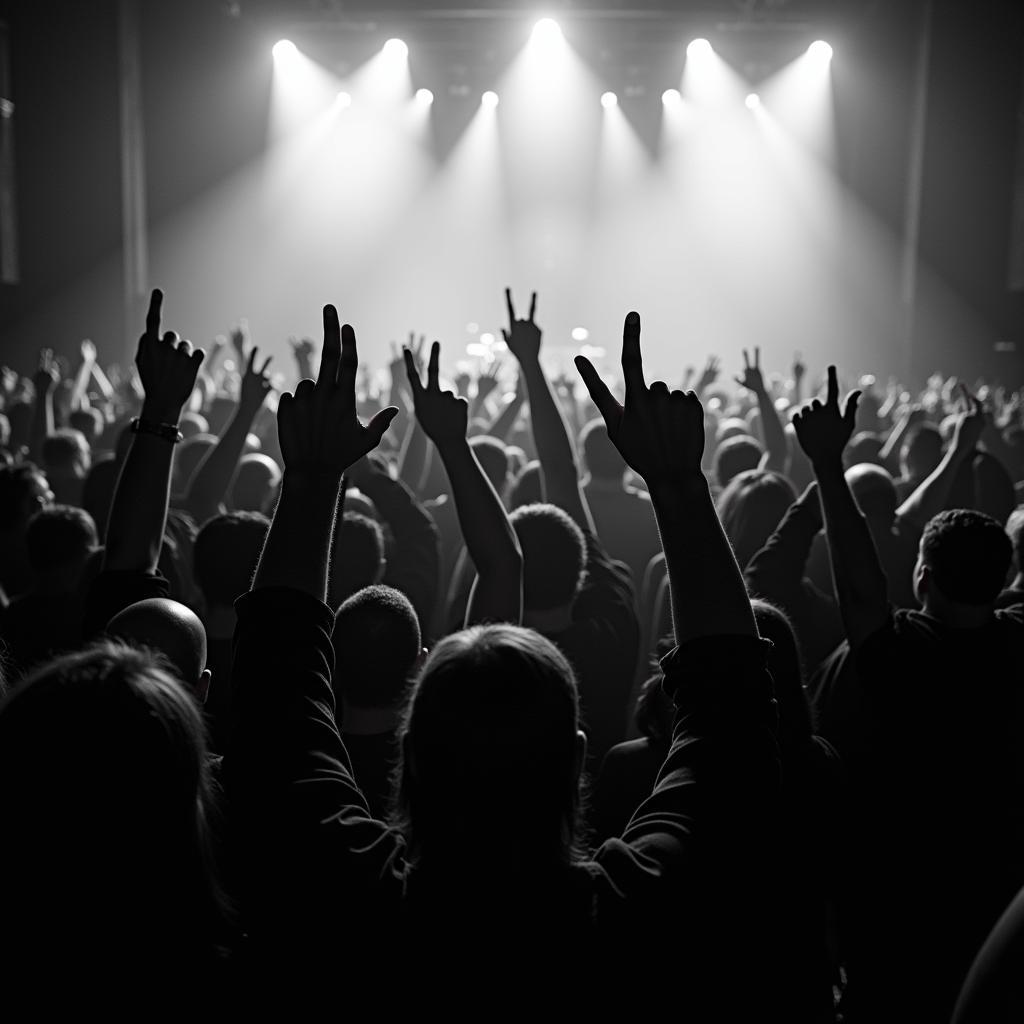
<box><xmin>130</xmin><ymin>416</ymin><xmax>183</xmax><ymax>444</ymax></box>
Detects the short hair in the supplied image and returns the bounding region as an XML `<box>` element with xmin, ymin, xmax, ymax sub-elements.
<box><xmin>902</xmin><ymin>424</ymin><xmax>942</xmax><ymax>477</ymax></box>
<box><xmin>843</xmin><ymin>431</ymin><xmax>884</xmax><ymax>470</ymax></box>
<box><xmin>193</xmin><ymin>511</ymin><xmax>269</xmax><ymax>607</ymax></box>
<box><xmin>0</xmin><ymin>641</ymin><xmax>224</xmax><ymax>961</ymax></box>
<box><xmin>332</xmin><ymin>585</ymin><xmax>421</xmax><ymax>708</ymax></box>
<box><xmin>0</xmin><ymin>463</ymin><xmax>49</xmax><ymax>530</ymax></box>
<box><xmin>81</xmin><ymin>455</ymin><xmax>119</xmax><ymax>538</ymax></box>
<box><xmin>510</xmin><ymin>503</ymin><xmax>586</xmax><ymax>611</ymax></box>
<box><xmin>750</xmin><ymin>599</ymin><xmax>813</xmax><ymax>752</ymax></box>
<box><xmin>580</xmin><ymin>419</ymin><xmax>625</xmax><ymax>481</ymax></box>
<box><xmin>1007</xmin><ymin>508</ymin><xmax>1024</xmax><ymax>571</ymax></box>
<box><xmin>178</xmin><ymin>412</ymin><xmax>210</xmax><ymax>440</ymax></box>
<box><xmin>396</xmin><ymin>623</ymin><xmax>581</xmax><ymax>861</ymax></box>
<box><xmin>718</xmin><ymin>470</ymin><xmax>796</xmax><ymax>570</ymax></box>
<box><xmin>204</xmin><ymin>395</ymin><xmax>236</xmax><ymax>436</ymax></box>
<box><xmin>713</xmin><ymin>435</ymin><xmax>763</xmax><ymax>489</ymax></box>
<box><xmin>25</xmin><ymin>505</ymin><xmax>97</xmax><ymax>574</ymax></box>
<box><xmin>329</xmin><ymin>512</ymin><xmax>385</xmax><ymax>610</ymax></box>
<box><xmin>42</xmin><ymin>429</ymin><xmax>90</xmax><ymax>473</ymax></box>
<box><xmin>715</xmin><ymin>418</ymin><xmax>751</xmax><ymax>445</ymax></box>
<box><xmin>920</xmin><ymin>509</ymin><xmax>1012</xmax><ymax>606</ymax></box>
<box><xmin>468</xmin><ymin>436</ymin><xmax>509</xmax><ymax>494</ymax></box>
<box><xmin>846</xmin><ymin>463</ymin><xmax>897</xmax><ymax>524</ymax></box>
<box><xmin>0</xmin><ymin>412</ymin><xmax>10</xmax><ymax>449</ymax></box>
<box><xmin>229</xmin><ymin>454</ymin><xmax>282</xmax><ymax>513</ymax></box>
<box><xmin>68</xmin><ymin>407</ymin><xmax>104</xmax><ymax>442</ymax></box>
<box><xmin>509</xmin><ymin>460</ymin><xmax>544</xmax><ymax>511</ymax></box>
<box><xmin>173</xmin><ymin>435</ymin><xmax>218</xmax><ymax>491</ymax></box>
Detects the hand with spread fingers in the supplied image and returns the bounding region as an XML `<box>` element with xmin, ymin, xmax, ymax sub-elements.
<box><xmin>239</xmin><ymin>347</ymin><xmax>274</xmax><ymax>414</ymax></box>
<box><xmin>403</xmin><ymin>340</ymin><xmax>468</xmax><ymax>447</ymax></box>
<box><xmin>791</xmin><ymin>365</ymin><xmax>861</xmax><ymax>468</ymax></box>
<box><xmin>950</xmin><ymin>383</ymin><xmax>987</xmax><ymax>457</ymax></box>
<box><xmin>574</xmin><ymin>311</ymin><xmax>705</xmax><ymax>491</ymax></box>
<box><xmin>734</xmin><ymin>347</ymin><xmax>767</xmax><ymax>396</ymax></box>
<box><xmin>277</xmin><ymin>305</ymin><xmax>398</xmax><ymax>474</ymax></box>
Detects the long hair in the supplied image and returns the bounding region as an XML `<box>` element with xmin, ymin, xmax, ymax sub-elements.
<box><xmin>718</xmin><ymin>470</ymin><xmax>797</xmax><ymax>570</ymax></box>
<box><xmin>0</xmin><ymin>641</ymin><xmax>229</xmax><ymax>970</ymax></box>
<box><xmin>393</xmin><ymin>624</ymin><xmax>583</xmax><ymax>866</ymax></box>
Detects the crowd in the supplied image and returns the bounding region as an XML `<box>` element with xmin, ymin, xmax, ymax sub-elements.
<box><xmin>0</xmin><ymin>284</ymin><xmax>1022</xmax><ymax>1018</ymax></box>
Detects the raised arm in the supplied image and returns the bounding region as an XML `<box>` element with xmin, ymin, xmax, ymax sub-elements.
<box><xmin>103</xmin><ymin>289</ymin><xmax>205</xmax><ymax>573</ymax></box>
<box><xmin>253</xmin><ymin>308</ymin><xmax>397</xmax><ymax>599</ymax></box>
<box><xmin>734</xmin><ymin>347</ymin><xmax>787</xmax><ymax>473</ymax></box>
<box><xmin>179</xmin><ymin>347</ymin><xmax>273</xmax><ymax>522</ymax></box>
<box><xmin>503</xmin><ymin>288</ymin><xmax>594</xmax><ymax>534</ymax></box>
<box><xmin>69</xmin><ymin>339</ymin><xmax>97</xmax><ymax>412</ymax></box>
<box><xmin>576</xmin><ymin>312</ymin><xmax>757</xmax><ymax>644</ymax></box>
<box><xmin>404</xmin><ymin>341</ymin><xmax>522</xmax><ymax>626</ymax></box>
<box><xmin>792</xmin><ymin>366</ymin><xmax>889</xmax><ymax>649</ymax></box>
<box><xmin>29</xmin><ymin>350</ymin><xmax>58</xmax><ymax>464</ymax></box>
<box><xmin>484</xmin><ymin>371</ymin><xmax>526</xmax><ymax>442</ymax></box>
<box><xmin>895</xmin><ymin>389</ymin><xmax>986</xmax><ymax>533</ymax></box>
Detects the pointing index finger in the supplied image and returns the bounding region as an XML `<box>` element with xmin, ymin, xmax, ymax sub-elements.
<box><xmin>146</xmin><ymin>289</ymin><xmax>163</xmax><ymax>339</ymax></box>
<box><xmin>427</xmin><ymin>340</ymin><xmax>440</xmax><ymax>390</ymax></box>
<box><xmin>318</xmin><ymin>305</ymin><xmax>341</xmax><ymax>389</ymax></box>
<box><xmin>505</xmin><ymin>287</ymin><xmax>516</xmax><ymax>326</ymax></box>
<box><xmin>621</xmin><ymin>311</ymin><xmax>645</xmax><ymax>396</ymax></box>
<box><xmin>826</xmin><ymin>365</ymin><xmax>839</xmax><ymax>407</ymax></box>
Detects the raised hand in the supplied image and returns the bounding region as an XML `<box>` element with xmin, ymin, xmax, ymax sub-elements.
<box><xmin>33</xmin><ymin>349</ymin><xmax>59</xmax><ymax>396</ymax></box>
<box><xmin>502</xmin><ymin>288</ymin><xmax>541</xmax><ymax>364</ymax></box>
<box><xmin>475</xmin><ymin>359</ymin><xmax>503</xmax><ymax>403</ymax></box>
<box><xmin>277</xmin><ymin>306</ymin><xmax>398</xmax><ymax>474</ymax></box>
<box><xmin>230</xmin><ymin>320</ymin><xmax>249</xmax><ymax>364</ymax></box>
<box><xmin>135</xmin><ymin>289</ymin><xmax>205</xmax><ymax>419</ymax></box>
<box><xmin>951</xmin><ymin>384</ymin><xmax>987</xmax><ymax>456</ymax></box>
<box><xmin>404</xmin><ymin>340</ymin><xmax>468</xmax><ymax>447</ymax></box>
<box><xmin>696</xmin><ymin>355</ymin><xmax>720</xmax><ymax>395</ymax></box>
<box><xmin>791</xmin><ymin>365</ymin><xmax>860</xmax><ymax>467</ymax></box>
<box><xmin>734</xmin><ymin>347</ymin><xmax>767</xmax><ymax>395</ymax></box>
<box><xmin>792</xmin><ymin>352</ymin><xmax>806</xmax><ymax>385</ymax></box>
<box><xmin>289</xmin><ymin>337</ymin><xmax>315</xmax><ymax>361</ymax></box>
<box><xmin>80</xmin><ymin>339</ymin><xmax>97</xmax><ymax>364</ymax></box>
<box><xmin>239</xmin><ymin>347</ymin><xmax>274</xmax><ymax>413</ymax></box>
<box><xmin>575</xmin><ymin>311</ymin><xmax>704</xmax><ymax>489</ymax></box>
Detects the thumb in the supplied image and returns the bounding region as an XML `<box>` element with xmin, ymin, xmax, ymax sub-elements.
<box><xmin>843</xmin><ymin>389</ymin><xmax>862</xmax><ymax>425</ymax></box>
<box><xmin>365</xmin><ymin>406</ymin><xmax>400</xmax><ymax>448</ymax></box>
<box><xmin>574</xmin><ymin>355</ymin><xmax>620</xmax><ymax>426</ymax></box>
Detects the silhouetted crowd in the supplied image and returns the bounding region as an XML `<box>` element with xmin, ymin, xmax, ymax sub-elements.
<box><xmin>1</xmin><ymin>287</ymin><xmax>1022</xmax><ymax>1019</ymax></box>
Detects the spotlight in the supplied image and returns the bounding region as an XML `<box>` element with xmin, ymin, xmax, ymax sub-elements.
<box><xmin>687</xmin><ymin>38</ymin><xmax>712</xmax><ymax>58</ymax></box>
<box><xmin>480</xmin><ymin>332</ymin><xmax>495</xmax><ymax>345</ymax></box>
<box><xmin>600</xmin><ymin>91</ymin><xmax>618</xmax><ymax>109</ymax></box>
<box><xmin>571</xmin><ymin>327</ymin><xmax>589</xmax><ymax>342</ymax></box>
<box><xmin>383</xmin><ymin>38</ymin><xmax>409</xmax><ymax>60</ymax></box>
<box><xmin>481</xmin><ymin>90</ymin><xmax>499</xmax><ymax>109</ymax></box>
<box><xmin>662</xmin><ymin>88</ymin><xmax>682</xmax><ymax>106</ymax></box>
<box><xmin>808</xmin><ymin>40</ymin><xmax>833</xmax><ymax>63</ymax></box>
<box><xmin>272</xmin><ymin>39</ymin><xmax>297</xmax><ymax>60</ymax></box>
<box><xmin>336</xmin><ymin>91</ymin><xmax>352</xmax><ymax>109</ymax></box>
<box><xmin>532</xmin><ymin>18</ymin><xmax>563</xmax><ymax>44</ymax></box>
<box><xmin>745</xmin><ymin>92</ymin><xmax>760</xmax><ymax>109</ymax></box>
<box><xmin>415</xmin><ymin>88</ymin><xmax>434</xmax><ymax>106</ymax></box>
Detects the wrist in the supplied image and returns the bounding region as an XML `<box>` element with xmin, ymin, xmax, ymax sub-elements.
<box><xmin>283</xmin><ymin>465</ymin><xmax>344</xmax><ymax>490</ymax></box>
<box><xmin>648</xmin><ymin>473</ymin><xmax>709</xmax><ymax>504</ymax></box>
<box><xmin>141</xmin><ymin>399</ymin><xmax>184</xmax><ymax>424</ymax></box>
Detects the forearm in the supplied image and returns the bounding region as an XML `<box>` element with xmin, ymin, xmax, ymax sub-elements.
<box><xmin>89</xmin><ymin>362</ymin><xmax>115</xmax><ymax>402</ymax></box>
<box><xmin>182</xmin><ymin>402</ymin><xmax>257</xmax><ymax>521</ymax></box>
<box><xmin>520</xmin><ymin>359</ymin><xmax>594</xmax><ymax>532</ymax></box>
<box><xmin>879</xmin><ymin>413</ymin><xmax>910</xmax><ymax>466</ymax></box>
<box><xmin>745</xmin><ymin>489</ymin><xmax>822</xmax><ymax>600</ymax></box>
<box><xmin>895</xmin><ymin>444</ymin><xmax>968</xmax><ymax>531</ymax></box>
<box><xmin>252</xmin><ymin>470</ymin><xmax>341</xmax><ymax>600</ymax></box>
<box><xmin>756</xmin><ymin>389</ymin><xmax>787</xmax><ymax>472</ymax></box>
<box><xmin>71</xmin><ymin>358</ymin><xmax>93</xmax><ymax>411</ymax></box>
<box><xmin>486</xmin><ymin>392</ymin><xmax>525</xmax><ymax>442</ymax></box>
<box><xmin>814</xmin><ymin>459</ymin><xmax>889</xmax><ymax>644</ymax></box>
<box><xmin>397</xmin><ymin>415</ymin><xmax>430</xmax><ymax>495</ymax></box>
<box><xmin>29</xmin><ymin>391</ymin><xmax>54</xmax><ymax>462</ymax></box>
<box><xmin>649</xmin><ymin>475</ymin><xmax>758</xmax><ymax>644</ymax></box>
<box><xmin>438</xmin><ymin>438</ymin><xmax>522</xmax><ymax>624</ymax></box>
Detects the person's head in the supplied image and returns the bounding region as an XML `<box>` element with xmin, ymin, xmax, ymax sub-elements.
<box><xmin>204</xmin><ymin>395</ymin><xmax>237</xmax><ymax>436</ymax></box>
<box><xmin>41</xmin><ymin>428</ymin><xmax>91</xmax><ymax>480</ymax></box>
<box><xmin>713</xmin><ymin>435</ymin><xmax>763</xmax><ymax>490</ymax></box>
<box><xmin>579</xmin><ymin>419</ymin><xmax>626</xmax><ymax>483</ymax></box>
<box><xmin>81</xmin><ymin>455</ymin><xmax>119</xmax><ymax>538</ymax></box>
<box><xmin>845</xmin><ymin>463</ymin><xmax>898</xmax><ymax>527</ymax></box>
<box><xmin>717</xmin><ymin>470</ymin><xmax>797</xmax><ymax>571</ymax></box>
<box><xmin>6</xmin><ymin>400</ymin><xmax>32</xmax><ymax>449</ymax></box>
<box><xmin>329</xmin><ymin>511</ymin><xmax>385</xmax><ymax>611</ymax></box>
<box><xmin>510</xmin><ymin>503</ymin><xmax>586</xmax><ymax>619</ymax></box>
<box><xmin>25</xmin><ymin>505</ymin><xmax>98</xmax><ymax>591</ymax></box>
<box><xmin>843</xmin><ymin>432</ymin><xmax>884</xmax><ymax>471</ymax></box>
<box><xmin>178</xmin><ymin>411</ymin><xmax>209</xmax><ymax>441</ymax></box>
<box><xmin>509</xmin><ymin>460</ymin><xmax>544</xmax><ymax>510</ymax></box>
<box><xmin>751</xmin><ymin>599</ymin><xmax>812</xmax><ymax>753</ymax></box>
<box><xmin>914</xmin><ymin>509</ymin><xmax>1012</xmax><ymax>619</ymax></box>
<box><xmin>106</xmin><ymin>598</ymin><xmax>211</xmax><ymax>702</ymax></box>
<box><xmin>193</xmin><ymin>511</ymin><xmax>269</xmax><ymax>612</ymax></box>
<box><xmin>0</xmin><ymin>642</ymin><xmax>224</xmax><ymax>962</ymax></box>
<box><xmin>0</xmin><ymin>463</ymin><xmax>53</xmax><ymax>535</ymax></box>
<box><xmin>469</xmin><ymin>436</ymin><xmax>510</xmax><ymax>499</ymax></box>
<box><xmin>0</xmin><ymin>412</ymin><xmax>10</xmax><ymax>452</ymax></box>
<box><xmin>332</xmin><ymin>585</ymin><xmax>423</xmax><ymax>710</ymax></box>
<box><xmin>395</xmin><ymin>624</ymin><xmax>585</xmax><ymax>863</ymax></box>
<box><xmin>715</xmin><ymin>418</ymin><xmax>751</xmax><ymax>445</ymax></box>
<box><xmin>1007</xmin><ymin>508</ymin><xmax>1024</xmax><ymax>581</ymax></box>
<box><xmin>173</xmin><ymin>435</ymin><xmax>218</xmax><ymax>492</ymax></box>
<box><xmin>229</xmin><ymin>454</ymin><xmax>282</xmax><ymax>513</ymax></box>
<box><xmin>901</xmin><ymin>424</ymin><xmax>943</xmax><ymax>481</ymax></box>
<box><xmin>68</xmin><ymin>407</ymin><xmax>104</xmax><ymax>444</ymax></box>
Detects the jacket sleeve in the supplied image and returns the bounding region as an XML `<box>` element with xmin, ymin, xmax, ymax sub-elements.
<box><xmin>745</xmin><ymin>494</ymin><xmax>822</xmax><ymax>610</ymax></box>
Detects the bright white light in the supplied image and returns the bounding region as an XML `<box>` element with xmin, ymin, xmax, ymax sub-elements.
<box><xmin>808</xmin><ymin>40</ymin><xmax>833</xmax><ymax>63</ymax></box>
<box><xmin>745</xmin><ymin>92</ymin><xmax>760</xmax><ymax>109</ymax></box>
<box><xmin>272</xmin><ymin>39</ymin><xmax>297</xmax><ymax>60</ymax></box>
<box><xmin>532</xmin><ymin>18</ymin><xmax>563</xmax><ymax>45</ymax></box>
<box><xmin>687</xmin><ymin>38</ymin><xmax>713</xmax><ymax>59</ymax></box>
<box><xmin>662</xmin><ymin>88</ymin><xmax>682</xmax><ymax>106</ymax></box>
<box><xmin>336</xmin><ymin>91</ymin><xmax>352</xmax><ymax>109</ymax></box>
<box><xmin>481</xmin><ymin>90</ymin><xmax>499</xmax><ymax>109</ymax></box>
<box><xmin>383</xmin><ymin>38</ymin><xmax>409</xmax><ymax>60</ymax></box>
<box><xmin>480</xmin><ymin>332</ymin><xmax>495</xmax><ymax>345</ymax></box>
<box><xmin>415</xmin><ymin>88</ymin><xmax>434</xmax><ymax>106</ymax></box>
<box><xmin>600</xmin><ymin>91</ymin><xmax>618</xmax><ymax>109</ymax></box>
<box><xmin>571</xmin><ymin>327</ymin><xmax>589</xmax><ymax>342</ymax></box>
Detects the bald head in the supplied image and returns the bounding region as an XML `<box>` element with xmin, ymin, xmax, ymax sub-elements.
<box><xmin>845</xmin><ymin>463</ymin><xmax>898</xmax><ymax>525</ymax></box>
<box><xmin>106</xmin><ymin>599</ymin><xmax>209</xmax><ymax>698</ymax></box>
